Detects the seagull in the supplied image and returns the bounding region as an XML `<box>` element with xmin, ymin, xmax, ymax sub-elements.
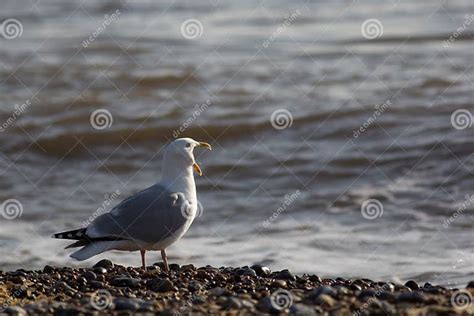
<box><xmin>53</xmin><ymin>138</ymin><xmax>211</xmax><ymax>271</ymax></box>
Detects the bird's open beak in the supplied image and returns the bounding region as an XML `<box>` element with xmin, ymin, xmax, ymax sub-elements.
<box><xmin>196</xmin><ymin>142</ymin><xmax>212</xmax><ymax>150</ymax></box>
<box><xmin>193</xmin><ymin>162</ymin><xmax>203</xmax><ymax>176</ymax></box>
<box><xmin>193</xmin><ymin>142</ymin><xmax>211</xmax><ymax>176</ymax></box>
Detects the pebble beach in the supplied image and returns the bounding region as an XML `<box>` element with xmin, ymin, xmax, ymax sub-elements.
<box><xmin>1</xmin><ymin>260</ymin><xmax>473</xmax><ymax>315</ymax></box>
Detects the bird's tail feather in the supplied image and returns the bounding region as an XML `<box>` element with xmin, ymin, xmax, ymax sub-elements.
<box><xmin>70</xmin><ymin>241</ymin><xmax>116</xmax><ymax>261</ymax></box>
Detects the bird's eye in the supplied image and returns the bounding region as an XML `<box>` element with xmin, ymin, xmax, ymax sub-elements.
<box><xmin>186</xmin><ymin>143</ymin><xmax>191</xmax><ymax>148</ymax></box>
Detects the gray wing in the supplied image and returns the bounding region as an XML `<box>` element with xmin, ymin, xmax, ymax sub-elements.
<box><xmin>86</xmin><ymin>184</ymin><xmax>190</xmax><ymax>244</ymax></box>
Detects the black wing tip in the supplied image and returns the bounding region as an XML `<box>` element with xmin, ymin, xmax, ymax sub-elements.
<box><xmin>52</xmin><ymin>228</ymin><xmax>87</xmax><ymax>240</ymax></box>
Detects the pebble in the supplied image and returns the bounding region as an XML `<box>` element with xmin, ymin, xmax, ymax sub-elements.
<box><xmin>82</xmin><ymin>271</ymin><xmax>97</xmax><ymax>281</ymax></box>
<box><xmin>398</xmin><ymin>291</ymin><xmax>425</xmax><ymax>303</ymax></box>
<box><xmin>111</xmin><ymin>276</ymin><xmax>141</xmax><ymax>288</ymax></box>
<box><xmin>114</xmin><ymin>297</ymin><xmax>141</xmax><ymax>311</ymax></box>
<box><xmin>92</xmin><ymin>266</ymin><xmax>107</xmax><ymax>275</ymax></box>
<box><xmin>315</xmin><ymin>294</ymin><xmax>335</xmax><ymax>308</ymax></box>
<box><xmin>181</xmin><ymin>264</ymin><xmax>195</xmax><ymax>272</ymax></box>
<box><xmin>289</xmin><ymin>304</ymin><xmax>317</xmax><ymax>315</ymax></box>
<box><xmin>93</xmin><ymin>259</ymin><xmax>114</xmax><ymax>270</ymax></box>
<box><xmin>188</xmin><ymin>280</ymin><xmax>203</xmax><ymax>292</ymax></box>
<box><xmin>358</xmin><ymin>289</ymin><xmax>377</xmax><ymax>300</ymax></box>
<box><xmin>43</xmin><ymin>265</ymin><xmax>55</xmax><ymax>274</ymax></box>
<box><xmin>4</xmin><ymin>306</ymin><xmax>27</xmax><ymax>316</ymax></box>
<box><xmin>250</xmin><ymin>264</ymin><xmax>271</xmax><ymax>277</ymax></box>
<box><xmin>88</xmin><ymin>280</ymin><xmax>104</xmax><ymax>289</ymax></box>
<box><xmin>148</xmin><ymin>278</ymin><xmax>175</xmax><ymax>292</ymax></box>
<box><xmin>307</xmin><ymin>286</ymin><xmax>337</xmax><ymax>300</ymax></box>
<box><xmin>0</xmin><ymin>264</ymin><xmax>457</xmax><ymax>314</ymax></box>
<box><xmin>236</xmin><ymin>267</ymin><xmax>257</xmax><ymax>277</ymax></box>
<box><xmin>169</xmin><ymin>263</ymin><xmax>180</xmax><ymax>271</ymax></box>
<box><xmin>223</xmin><ymin>297</ymin><xmax>243</xmax><ymax>309</ymax></box>
<box><xmin>274</xmin><ymin>269</ymin><xmax>296</xmax><ymax>281</ymax></box>
<box><xmin>271</xmin><ymin>280</ymin><xmax>287</xmax><ymax>288</ymax></box>
<box><xmin>209</xmin><ymin>287</ymin><xmax>227</xmax><ymax>296</ymax></box>
<box><xmin>404</xmin><ymin>280</ymin><xmax>420</xmax><ymax>291</ymax></box>
<box><xmin>256</xmin><ymin>297</ymin><xmax>281</xmax><ymax>313</ymax></box>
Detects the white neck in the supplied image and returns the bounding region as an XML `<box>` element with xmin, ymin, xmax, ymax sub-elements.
<box><xmin>161</xmin><ymin>163</ymin><xmax>197</xmax><ymax>202</ymax></box>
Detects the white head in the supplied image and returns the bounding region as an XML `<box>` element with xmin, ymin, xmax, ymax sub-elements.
<box><xmin>162</xmin><ymin>138</ymin><xmax>212</xmax><ymax>176</ymax></box>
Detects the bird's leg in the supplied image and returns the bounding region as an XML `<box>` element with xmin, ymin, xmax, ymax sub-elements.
<box><xmin>140</xmin><ymin>250</ymin><xmax>146</xmax><ymax>270</ymax></box>
<box><xmin>161</xmin><ymin>249</ymin><xmax>169</xmax><ymax>272</ymax></box>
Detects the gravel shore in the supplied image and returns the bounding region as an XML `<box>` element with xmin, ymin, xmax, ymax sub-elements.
<box><xmin>1</xmin><ymin>260</ymin><xmax>473</xmax><ymax>315</ymax></box>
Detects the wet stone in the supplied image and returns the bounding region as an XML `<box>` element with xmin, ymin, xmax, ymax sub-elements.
<box><xmin>188</xmin><ymin>281</ymin><xmax>203</xmax><ymax>292</ymax></box>
<box><xmin>148</xmin><ymin>278</ymin><xmax>175</xmax><ymax>292</ymax></box>
<box><xmin>307</xmin><ymin>286</ymin><xmax>337</xmax><ymax>300</ymax></box>
<box><xmin>223</xmin><ymin>297</ymin><xmax>243</xmax><ymax>310</ymax></box>
<box><xmin>88</xmin><ymin>281</ymin><xmax>104</xmax><ymax>289</ymax></box>
<box><xmin>257</xmin><ymin>296</ymin><xmax>281</xmax><ymax>313</ymax></box>
<box><xmin>92</xmin><ymin>267</ymin><xmax>107</xmax><ymax>275</ymax></box>
<box><xmin>181</xmin><ymin>264</ymin><xmax>195</xmax><ymax>272</ymax></box>
<box><xmin>350</xmin><ymin>283</ymin><xmax>362</xmax><ymax>292</ymax></box>
<box><xmin>236</xmin><ymin>267</ymin><xmax>257</xmax><ymax>277</ymax></box>
<box><xmin>315</xmin><ymin>294</ymin><xmax>335</xmax><ymax>308</ymax></box>
<box><xmin>378</xmin><ymin>291</ymin><xmax>396</xmax><ymax>301</ymax></box>
<box><xmin>114</xmin><ymin>297</ymin><xmax>142</xmax><ymax>311</ymax></box>
<box><xmin>82</xmin><ymin>271</ymin><xmax>97</xmax><ymax>281</ymax></box>
<box><xmin>271</xmin><ymin>280</ymin><xmax>287</xmax><ymax>288</ymax></box>
<box><xmin>111</xmin><ymin>276</ymin><xmax>141</xmax><ymax>288</ymax></box>
<box><xmin>358</xmin><ymin>289</ymin><xmax>377</xmax><ymax>300</ymax></box>
<box><xmin>169</xmin><ymin>263</ymin><xmax>180</xmax><ymax>271</ymax></box>
<box><xmin>93</xmin><ymin>259</ymin><xmax>114</xmax><ymax>270</ymax></box>
<box><xmin>290</xmin><ymin>304</ymin><xmax>317</xmax><ymax>316</ymax></box>
<box><xmin>397</xmin><ymin>291</ymin><xmax>425</xmax><ymax>303</ymax></box>
<box><xmin>210</xmin><ymin>287</ymin><xmax>227</xmax><ymax>296</ymax></box>
<box><xmin>335</xmin><ymin>286</ymin><xmax>349</xmax><ymax>295</ymax></box>
<box><xmin>250</xmin><ymin>264</ymin><xmax>271</xmax><ymax>277</ymax></box>
<box><xmin>4</xmin><ymin>306</ymin><xmax>27</xmax><ymax>316</ymax></box>
<box><xmin>404</xmin><ymin>280</ymin><xmax>420</xmax><ymax>291</ymax></box>
<box><xmin>274</xmin><ymin>269</ymin><xmax>296</xmax><ymax>281</ymax></box>
<box><xmin>308</xmin><ymin>275</ymin><xmax>322</xmax><ymax>283</ymax></box>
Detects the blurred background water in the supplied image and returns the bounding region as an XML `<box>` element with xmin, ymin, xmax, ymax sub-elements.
<box><xmin>0</xmin><ymin>0</ymin><xmax>473</xmax><ymax>287</ymax></box>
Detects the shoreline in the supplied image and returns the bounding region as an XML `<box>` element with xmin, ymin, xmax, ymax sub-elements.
<box><xmin>1</xmin><ymin>260</ymin><xmax>473</xmax><ymax>315</ymax></box>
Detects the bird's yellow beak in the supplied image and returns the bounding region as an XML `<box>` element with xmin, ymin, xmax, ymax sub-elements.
<box><xmin>196</xmin><ymin>142</ymin><xmax>212</xmax><ymax>150</ymax></box>
<box><xmin>193</xmin><ymin>142</ymin><xmax>211</xmax><ymax>176</ymax></box>
<box><xmin>193</xmin><ymin>162</ymin><xmax>203</xmax><ymax>176</ymax></box>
